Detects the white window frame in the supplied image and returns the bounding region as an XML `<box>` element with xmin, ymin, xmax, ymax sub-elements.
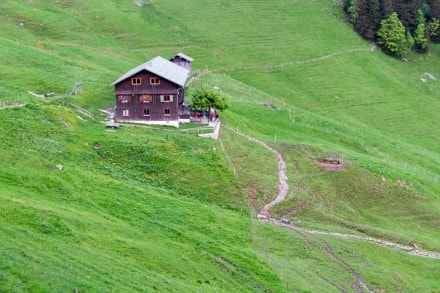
<box><xmin>160</xmin><ymin>95</ymin><xmax>174</xmax><ymax>103</ymax></box>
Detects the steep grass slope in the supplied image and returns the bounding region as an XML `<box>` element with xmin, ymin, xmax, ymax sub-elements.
<box><xmin>1</xmin><ymin>0</ymin><xmax>440</xmax><ymax>291</ymax></box>
<box><xmin>0</xmin><ymin>104</ymin><xmax>283</xmax><ymax>292</ymax></box>
<box><xmin>215</xmin><ymin>71</ymin><xmax>440</xmax><ymax>290</ymax></box>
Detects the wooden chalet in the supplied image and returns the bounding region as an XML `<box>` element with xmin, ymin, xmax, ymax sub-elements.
<box><xmin>112</xmin><ymin>53</ymin><xmax>193</xmax><ymax>127</ymax></box>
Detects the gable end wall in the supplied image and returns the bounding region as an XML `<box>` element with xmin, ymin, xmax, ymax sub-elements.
<box><xmin>114</xmin><ymin>71</ymin><xmax>184</xmax><ymax>122</ymax></box>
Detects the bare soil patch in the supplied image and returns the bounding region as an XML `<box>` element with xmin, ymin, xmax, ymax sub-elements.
<box><xmin>314</xmin><ymin>156</ymin><xmax>352</xmax><ymax>173</ymax></box>
<box><xmin>247</xmin><ymin>187</ymin><xmax>257</xmax><ymax>211</ymax></box>
<box><xmin>281</xmin><ymin>197</ymin><xmax>313</xmax><ymax>218</ymax></box>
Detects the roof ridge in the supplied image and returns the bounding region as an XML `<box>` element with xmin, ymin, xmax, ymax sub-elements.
<box><xmin>111</xmin><ymin>55</ymin><xmax>190</xmax><ymax>87</ymax></box>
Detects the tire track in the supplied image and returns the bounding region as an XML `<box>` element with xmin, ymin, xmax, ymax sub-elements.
<box><xmin>321</xmin><ymin>239</ymin><xmax>373</xmax><ymax>293</ymax></box>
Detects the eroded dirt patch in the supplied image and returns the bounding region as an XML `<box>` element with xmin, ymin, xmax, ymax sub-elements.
<box><xmin>314</xmin><ymin>156</ymin><xmax>352</xmax><ymax>173</ymax></box>
<box><xmin>247</xmin><ymin>187</ymin><xmax>257</xmax><ymax>211</ymax></box>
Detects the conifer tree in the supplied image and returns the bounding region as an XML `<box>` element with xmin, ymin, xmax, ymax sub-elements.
<box><xmin>382</xmin><ymin>0</ymin><xmax>394</xmax><ymax>17</ymax></box>
<box><xmin>346</xmin><ymin>0</ymin><xmax>359</xmax><ymax>23</ymax></box>
<box><xmin>353</xmin><ymin>0</ymin><xmax>381</xmax><ymax>39</ymax></box>
<box><xmin>393</xmin><ymin>0</ymin><xmax>418</xmax><ymax>32</ymax></box>
<box><xmin>427</xmin><ymin>0</ymin><xmax>440</xmax><ymax>19</ymax></box>
<box><xmin>367</xmin><ymin>0</ymin><xmax>382</xmax><ymax>38</ymax></box>
<box><xmin>377</xmin><ymin>12</ymin><xmax>410</xmax><ymax>57</ymax></box>
<box><xmin>343</xmin><ymin>0</ymin><xmax>432</xmax><ymax>54</ymax></box>
<box><xmin>354</xmin><ymin>0</ymin><xmax>371</xmax><ymax>37</ymax></box>
<box><xmin>414</xmin><ymin>9</ymin><xmax>428</xmax><ymax>51</ymax></box>
<box><xmin>428</xmin><ymin>18</ymin><xmax>440</xmax><ymax>42</ymax></box>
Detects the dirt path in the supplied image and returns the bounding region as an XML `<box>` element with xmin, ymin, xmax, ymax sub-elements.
<box><xmin>222</xmin><ymin>125</ymin><xmax>289</xmax><ymax>219</ymax></box>
<box><xmin>257</xmin><ymin>144</ymin><xmax>289</xmax><ymax>219</ymax></box>
<box><xmin>222</xmin><ymin>125</ymin><xmax>440</xmax><ymax>260</ymax></box>
<box><xmin>321</xmin><ymin>239</ymin><xmax>373</xmax><ymax>293</ymax></box>
<box><xmin>270</xmin><ymin>219</ymin><xmax>440</xmax><ymax>259</ymax></box>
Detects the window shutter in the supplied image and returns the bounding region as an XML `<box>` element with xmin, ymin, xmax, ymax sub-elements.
<box><xmin>160</xmin><ymin>95</ymin><xmax>164</xmax><ymax>102</ymax></box>
<box><xmin>169</xmin><ymin>95</ymin><xmax>174</xmax><ymax>102</ymax></box>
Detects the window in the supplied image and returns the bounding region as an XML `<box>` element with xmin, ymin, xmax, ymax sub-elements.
<box><xmin>122</xmin><ymin>109</ymin><xmax>129</xmax><ymax>117</ymax></box>
<box><xmin>131</xmin><ymin>78</ymin><xmax>141</xmax><ymax>86</ymax></box>
<box><xmin>140</xmin><ymin>95</ymin><xmax>152</xmax><ymax>103</ymax></box>
<box><xmin>164</xmin><ymin>109</ymin><xmax>171</xmax><ymax>116</ymax></box>
<box><xmin>150</xmin><ymin>77</ymin><xmax>160</xmax><ymax>85</ymax></box>
<box><xmin>143</xmin><ymin>109</ymin><xmax>150</xmax><ymax>116</ymax></box>
<box><xmin>121</xmin><ymin>95</ymin><xmax>128</xmax><ymax>103</ymax></box>
<box><xmin>160</xmin><ymin>95</ymin><xmax>173</xmax><ymax>102</ymax></box>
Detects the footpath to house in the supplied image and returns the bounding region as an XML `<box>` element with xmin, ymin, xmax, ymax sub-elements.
<box><xmin>199</xmin><ymin>120</ymin><xmax>221</xmax><ymax>140</ymax></box>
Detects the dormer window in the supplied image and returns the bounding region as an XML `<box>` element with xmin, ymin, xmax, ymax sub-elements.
<box><xmin>150</xmin><ymin>77</ymin><xmax>160</xmax><ymax>85</ymax></box>
<box><xmin>131</xmin><ymin>78</ymin><xmax>141</xmax><ymax>86</ymax></box>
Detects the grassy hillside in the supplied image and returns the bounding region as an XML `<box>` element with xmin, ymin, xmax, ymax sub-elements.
<box><xmin>0</xmin><ymin>104</ymin><xmax>284</xmax><ymax>292</ymax></box>
<box><xmin>1</xmin><ymin>0</ymin><xmax>440</xmax><ymax>291</ymax></box>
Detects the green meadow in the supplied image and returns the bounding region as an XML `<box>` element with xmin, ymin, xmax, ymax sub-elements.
<box><xmin>1</xmin><ymin>0</ymin><xmax>439</xmax><ymax>291</ymax></box>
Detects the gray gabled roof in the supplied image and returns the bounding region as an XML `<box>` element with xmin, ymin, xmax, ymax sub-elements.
<box><xmin>111</xmin><ymin>56</ymin><xmax>190</xmax><ymax>87</ymax></box>
<box><xmin>172</xmin><ymin>52</ymin><xmax>194</xmax><ymax>62</ymax></box>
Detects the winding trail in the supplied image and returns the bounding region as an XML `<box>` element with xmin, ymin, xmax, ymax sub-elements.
<box><xmin>222</xmin><ymin>125</ymin><xmax>440</xmax><ymax>260</ymax></box>
<box><xmin>221</xmin><ymin>125</ymin><xmax>289</xmax><ymax>219</ymax></box>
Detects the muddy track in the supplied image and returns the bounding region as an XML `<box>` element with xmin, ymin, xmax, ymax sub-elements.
<box><xmin>223</xmin><ymin>125</ymin><xmax>440</xmax><ymax>260</ymax></box>
<box><xmin>270</xmin><ymin>220</ymin><xmax>440</xmax><ymax>259</ymax></box>
<box><xmin>321</xmin><ymin>239</ymin><xmax>373</xmax><ymax>293</ymax></box>
<box><xmin>222</xmin><ymin>125</ymin><xmax>289</xmax><ymax>219</ymax></box>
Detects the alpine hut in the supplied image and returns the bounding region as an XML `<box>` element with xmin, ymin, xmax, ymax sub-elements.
<box><xmin>112</xmin><ymin>53</ymin><xmax>192</xmax><ymax>127</ymax></box>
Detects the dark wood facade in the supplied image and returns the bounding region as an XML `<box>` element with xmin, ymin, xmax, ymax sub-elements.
<box><xmin>115</xmin><ymin>71</ymin><xmax>183</xmax><ymax>123</ymax></box>
<box><xmin>113</xmin><ymin>54</ymin><xmax>192</xmax><ymax>127</ymax></box>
